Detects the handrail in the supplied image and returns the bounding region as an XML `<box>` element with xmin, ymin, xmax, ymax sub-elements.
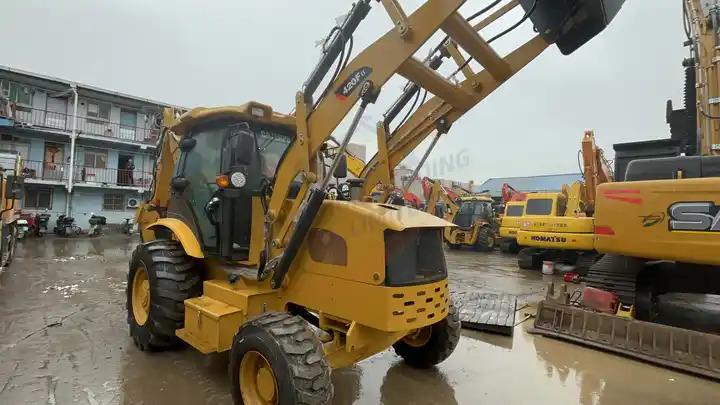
<box><xmin>9</xmin><ymin>106</ymin><xmax>160</xmax><ymax>145</ymax></box>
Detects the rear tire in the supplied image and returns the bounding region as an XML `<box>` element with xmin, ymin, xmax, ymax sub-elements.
<box><xmin>517</xmin><ymin>248</ymin><xmax>542</xmax><ymax>270</ymax></box>
<box><xmin>473</xmin><ymin>227</ymin><xmax>495</xmax><ymax>252</ymax></box>
<box><xmin>229</xmin><ymin>312</ymin><xmax>333</xmax><ymax>405</ymax></box>
<box><xmin>127</xmin><ymin>239</ymin><xmax>201</xmax><ymax>351</ymax></box>
<box><xmin>393</xmin><ymin>303</ymin><xmax>460</xmax><ymax>368</ymax></box>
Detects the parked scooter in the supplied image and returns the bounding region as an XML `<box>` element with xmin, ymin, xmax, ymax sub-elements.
<box><xmin>88</xmin><ymin>214</ymin><xmax>107</xmax><ymax>237</ymax></box>
<box><xmin>15</xmin><ymin>217</ymin><xmax>29</xmax><ymax>239</ymax></box>
<box><xmin>54</xmin><ymin>215</ymin><xmax>81</xmax><ymax>237</ymax></box>
<box><xmin>35</xmin><ymin>213</ymin><xmax>51</xmax><ymax>236</ymax></box>
<box><xmin>121</xmin><ymin>218</ymin><xmax>134</xmax><ymax>234</ymax></box>
<box><xmin>20</xmin><ymin>212</ymin><xmax>51</xmax><ymax>237</ymax></box>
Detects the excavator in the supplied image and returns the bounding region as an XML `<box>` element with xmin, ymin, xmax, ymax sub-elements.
<box><xmin>0</xmin><ymin>151</ymin><xmax>23</xmax><ymax>268</ymax></box>
<box><xmin>514</xmin><ymin>130</ymin><xmax>613</xmax><ymax>271</ymax></box>
<box><xmin>498</xmin><ymin>183</ymin><xmax>527</xmax><ymax>253</ymax></box>
<box><xmin>532</xmin><ymin>0</ymin><xmax>720</xmax><ymax>380</ymax></box>
<box><xmin>424</xmin><ymin>177</ymin><xmax>496</xmax><ymax>250</ymax></box>
<box><xmin>128</xmin><ymin>1</ymin><xmax>623</xmax><ymax>402</ymax></box>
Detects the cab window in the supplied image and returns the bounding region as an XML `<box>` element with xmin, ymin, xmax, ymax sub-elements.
<box><xmin>525</xmin><ymin>199</ymin><xmax>553</xmax><ymax>215</ymax></box>
<box><xmin>505</xmin><ymin>204</ymin><xmax>524</xmax><ymax>217</ymax></box>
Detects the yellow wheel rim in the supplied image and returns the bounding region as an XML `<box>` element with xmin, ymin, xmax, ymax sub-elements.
<box><xmin>240</xmin><ymin>351</ymin><xmax>278</xmax><ymax>405</ymax></box>
<box><xmin>132</xmin><ymin>266</ymin><xmax>151</xmax><ymax>326</ymax></box>
<box><xmin>403</xmin><ymin>327</ymin><xmax>432</xmax><ymax>348</ymax></box>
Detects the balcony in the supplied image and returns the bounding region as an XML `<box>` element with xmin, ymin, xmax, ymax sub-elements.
<box><xmin>11</xmin><ymin>106</ymin><xmax>160</xmax><ymax>145</ymax></box>
<box><xmin>22</xmin><ymin>160</ymin><xmax>153</xmax><ymax>189</ymax></box>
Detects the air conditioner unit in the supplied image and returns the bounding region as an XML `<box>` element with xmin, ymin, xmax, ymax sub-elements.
<box><xmin>127</xmin><ymin>198</ymin><xmax>140</xmax><ymax>209</ymax></box>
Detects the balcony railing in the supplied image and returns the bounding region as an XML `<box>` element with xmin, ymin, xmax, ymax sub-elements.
<box><xmin>22</xmin><ymin>160</ymin><xmax>153</xmax><ymax>188</ymax></box>
<box><xmin>11</xmin><ymin>106</ymin><xmax>160</xmax><ymax>145</ymax></box>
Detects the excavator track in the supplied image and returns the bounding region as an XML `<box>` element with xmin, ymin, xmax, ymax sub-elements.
<box><xmin>584</xmin><ymin>254</ymin><xmax>642</xmax><ymax>305</ymax></box>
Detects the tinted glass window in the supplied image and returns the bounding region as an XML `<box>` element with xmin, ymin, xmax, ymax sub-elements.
<box><xmin>525</xmin><ymin>199</ymin><xmax>553</xmax><ymax>215</ymax></box>
<box><xmin>506</xmin><ymin>205</ymin><xmax>524</xmax><ymax>217</ymax></box>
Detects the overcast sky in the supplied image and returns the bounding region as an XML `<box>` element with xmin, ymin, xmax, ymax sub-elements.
<box><xmin>2</xmin><ymin>1</ymin><xmax>686</xmax><ymax>184</ymax></box>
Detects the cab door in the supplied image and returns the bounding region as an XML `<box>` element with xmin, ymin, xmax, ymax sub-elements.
<box><xmin>169</xmin><ymin>127</ymin><xmax>224</xmax><ymax>253</ymax></box>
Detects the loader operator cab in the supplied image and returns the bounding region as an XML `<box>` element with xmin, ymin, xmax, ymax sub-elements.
<box><xmin>170</xmin><ymin>116</ymin><xmax>293</xmax><ymax>261</ymax></box>
<box><xmin>453</xmin><ymin>198</ymin><xmax>493</xmax><ymax>229</ymax></box>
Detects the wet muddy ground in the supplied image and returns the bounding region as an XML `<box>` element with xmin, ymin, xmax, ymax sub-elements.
<box><xmin>1</xmin><ymin>235</ymin><xmax>718</xmax><ymax>404</ymax></box>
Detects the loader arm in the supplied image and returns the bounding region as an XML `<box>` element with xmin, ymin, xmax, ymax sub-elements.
<box><xmin>359</xmin><ymin>0</ymin><xmax>554</xmax><ymax>198</ymax></box>
<box><xmin>426</xmin><ymin>178</ymin><xmax>459</xmax><ymax>221</ymax></box>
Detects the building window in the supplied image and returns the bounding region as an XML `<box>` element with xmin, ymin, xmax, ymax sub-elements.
<box><xmin>86</xmin><ymin>101</ymin><xmax>110</xmax><ymax>120</ymax></box>
<box><xmin>103</xmin><ymin>193</ymin><xmax>125</xmax><ymax>210</ymax></box>
<box><xmin>1</xmin><ymin>81</ymin><xmax>32</xmax><ymax>106</ymax></box>
<box><xmin>25</xmin><ymin>188</ymin><xmax>53</xmax><ymax>209</ymax></box>
<box><xmin>84</xmin><ymin>149</ymin><xmax>107</xmax><ymax>169</ymax></box>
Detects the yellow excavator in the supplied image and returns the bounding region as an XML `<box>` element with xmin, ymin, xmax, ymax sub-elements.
<box><xmin>424</xmin><ymin>177</ymin><xmax>496</xmax><ymax>251</ymax></box>
<box><xmin>0</xmin><ymin>151</ymin><xmax>23</xmax><ymax>268</ymax></box>
<box><xmin>532</xmin><ymin>0</ymin><xmax>720</xmax><ymax>380</ymax></box>
<box><xmin>515</xmin><ymin>130</ymin><xmax>613</xmax><ymax>271</ymax></box>
<box><xmin>497</xmin><ymin>183</ymin><xmax>527</xmax><ymax>253</ymax></box>
<box><xmin>129</xmin><ymin>1</ymin><xmax>623</xmax><ymax>402</ymax></box>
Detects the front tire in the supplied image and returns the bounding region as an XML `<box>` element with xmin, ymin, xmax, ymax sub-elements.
<box><xmin>229</xmin><ymin>312</ymin><xmax>333</xmax><ymax>405</ymax></box>
<box><xmin>127</xmin><ymin>239</ymin><xmax>201</xmax><ymax>351</ymax></box>
<box><xmin>393</xmin><ymin>303</ymin><xmax>460</xmax><ymax>368</ymax></box>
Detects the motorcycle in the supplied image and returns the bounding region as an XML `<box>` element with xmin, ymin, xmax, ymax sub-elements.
<box><xmin>54</xmin><ymin>215</ymin><xmax>81</xmax><ymax>237</ymax></box>
<box><xmin>88</xmin><ymin>214</ymin><xmax>107</xmax><ymax>237</ymax></box>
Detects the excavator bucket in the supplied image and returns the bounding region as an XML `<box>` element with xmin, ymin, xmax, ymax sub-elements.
<box><xmin>520</xmin><ymin>0</ymin><xmax>625</xmax><ymax>55</ymax></box>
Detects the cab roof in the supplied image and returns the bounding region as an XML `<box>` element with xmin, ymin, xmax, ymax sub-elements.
<box><xmin>168</xmin><ymin>102</ymin><xmax>296</xmax><ymax>135</ymax></box>
<box><xmin>458</xmin><ymin>195</ymin><xmax>493</xmax><ymax>202</ymax></box>
<box><xmin>525</xmin><ymin>192</ymin><xmax>562</xmax><ymax>200</ymax></box>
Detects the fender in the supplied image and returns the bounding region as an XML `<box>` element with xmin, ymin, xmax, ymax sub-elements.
<box><xmin>146</xmin><ymin>218</ymin><xmax>205</xmax><ymax>258</ymax></box>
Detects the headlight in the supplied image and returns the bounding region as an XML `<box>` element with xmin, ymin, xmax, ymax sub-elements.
<box><xmin>230</xmin><ymin>172</ymin><xmax>246</xmax><ymax>188</ymax></box>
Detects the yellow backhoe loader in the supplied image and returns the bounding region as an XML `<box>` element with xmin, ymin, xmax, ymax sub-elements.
<box><xmin>425</xmin><ymin>177</ymin><xmax>496</xmax><ymax>251</ymax></box>
<box><xmin>128</xmin><ymin>1</ymin><xmax>623</xmax><ymax>402</ymax></box>
<box><xmin>515</xmin><ymin>130</ymin><xmax>613</xmax><ymax>271</ymax></box>
<box><xmin>532</xmin><ymin>0</ymin><xmax>720</xmax><ymax>380</ymax></box>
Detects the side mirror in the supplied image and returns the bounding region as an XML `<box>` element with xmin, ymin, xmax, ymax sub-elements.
<box><xmin>5</xmin><ymin>175</ymin><xmax>24</xmax><ymax>200</ymax></box>
<box><xmin>333</xmin><ymin>154</ymin><xmax>348</xmax><ymax>179</ymax></box>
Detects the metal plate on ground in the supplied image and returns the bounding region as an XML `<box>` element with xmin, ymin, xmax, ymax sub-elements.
<box><xmin>451</xmin><ymin>291</ymin><xmax>517</xmax><ymax>336</ymax></box>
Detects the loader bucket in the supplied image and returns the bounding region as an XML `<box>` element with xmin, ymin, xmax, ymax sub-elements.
<box><xmin>519</xmin><ymin>0</ymin><xmax>625</xmax><ymax>55</ymax></box>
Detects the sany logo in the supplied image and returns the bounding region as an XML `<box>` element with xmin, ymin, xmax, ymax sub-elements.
<box><xmin>668</xmin><ymin>202</ymin><xmax>720</xmax><ymax>232</ymax></box>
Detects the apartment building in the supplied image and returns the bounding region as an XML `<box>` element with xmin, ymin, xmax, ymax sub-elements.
<box><xmin>0</xmin><ymin>65</ymin><xmax>181</xmax><ymax>230</ymax></box>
